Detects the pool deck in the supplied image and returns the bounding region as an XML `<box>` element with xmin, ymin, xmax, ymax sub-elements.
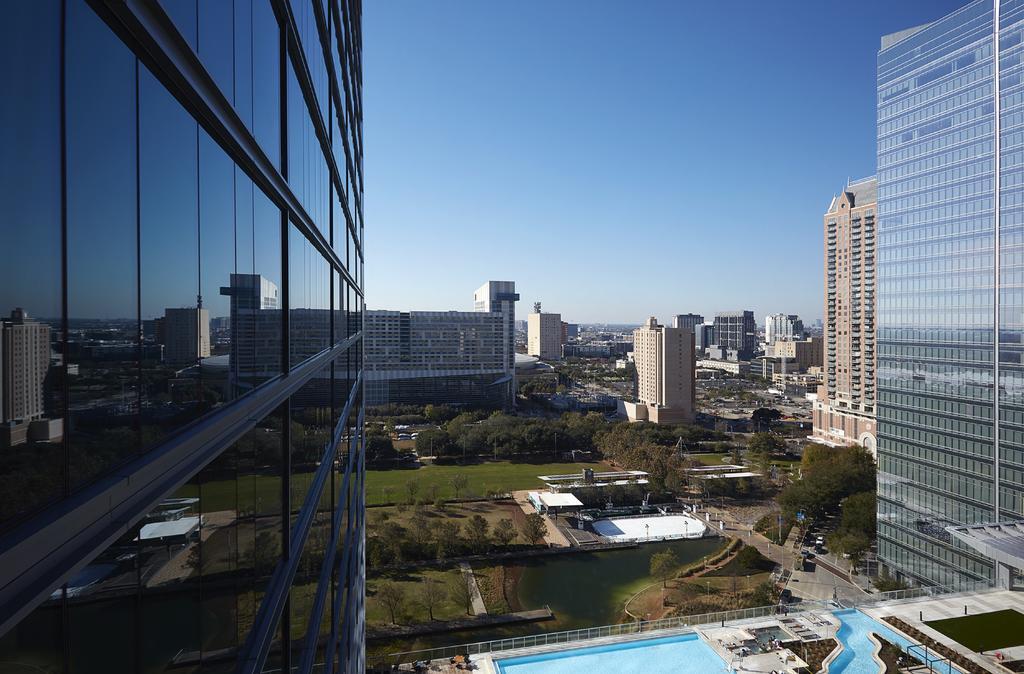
<box><xmin>467</xmin><ymin>613</ymin><xmax>830</xmax><ymax>674</ymax></box>
<box><xmin>389</xmin><ymin>590</ymin><xmax>1024</xmax><ymax>674</ymax></box>
<box><xmin>862</xmin><ymin>589</ymin><xmax>1024</xmax><ymax>673</ymax></box>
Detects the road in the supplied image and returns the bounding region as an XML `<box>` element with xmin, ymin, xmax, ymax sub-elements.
<box><xmin>701</xmin><ymin>503</ymin><xmax>866</xmax><ymax>603</ymax></box>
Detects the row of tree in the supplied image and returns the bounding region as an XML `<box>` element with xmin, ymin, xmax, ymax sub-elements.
<box><xmin>777</xmin><ymin>443</ymin><xmax>877</xmax><ymax>565</ymax></box>
<box><xmin>414</xmin><ymin>411</ymin><xmax>611</xmax><ymax>461</ymax></box>
<box><xmin>374</xmin><ymin>573</ymin><xmax>475</xmax><ymax>624</ymax></box>
<box><xmin>367</xmin><ymin>507</ymin><xmax>548</xmax><ymax>567</ymax></box>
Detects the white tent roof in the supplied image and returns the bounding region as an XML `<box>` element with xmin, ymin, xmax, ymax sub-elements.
<box><xmin>537</xmin><ymin>492</ymin><xmax>584</xmax><ymax>508</ymax></box>
<box><xmin>137</xmin><ymin>516</ymin><xmax>201</xmax><ymax>541</ymax></box>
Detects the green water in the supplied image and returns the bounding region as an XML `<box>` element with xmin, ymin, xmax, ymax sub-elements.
<box><xmin>370</xmin><ymin>537</ymin><xmax>726</xmax><ymax>658</ymax></box>
<box><xmin>514</xmin><ymin>537</ymin><xmax>724</xmax><ymax>628</ymax></box>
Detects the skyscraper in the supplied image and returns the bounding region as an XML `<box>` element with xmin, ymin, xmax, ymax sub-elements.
<box><xmin>161</xmin><ymin>307</ymin><xmax>211</xmax><ymax>366</ymax></box>
<box><xmin>877</xmin><ymin>0</ymin><xmax>1024</xmax><ymax>588</ymax></box>
<box><xmin>672</xmin><ymin>314</ymin><xmax>704</xmax><ymax>332</ymax></box>
<box><xmin>812</xmin><ymin>178</ymin><xmax>877</xmax><ymax>453</ymax></box>
<box><xmin>0</xmin><ymin>2</ymin><xmax>365</xmax><ymax>672</ymax></box>
<box><xmin>0</xmin><ymin>309</ymin><xmax>51</xmax><ymax>425</ymax></box>
<box><xmin>365</xmin><ymin>308</ymin><xmax>514</xmax><ymax>408</ymax></box>
<box><xmin>764</xmin><ymin>313</ymin><xmax>805</xmax><ymax>344</ymax></box>
<box><xmin>712</xmin><ymin>311</ymin><xmax>757</xmax><ymax>360</ymax></box>
<box><xmin>621</xmin><ymin>317</ymin><xmax>695</xmax><ymax>424</ymax></box>
<box><xmin>474</xmin><ymin>280</ymin><xmax>520</xmax><ymax>377</ymax></box>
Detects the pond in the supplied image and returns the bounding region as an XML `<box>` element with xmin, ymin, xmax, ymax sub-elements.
<box><xmin>370</xmin><ymin>537</ymin><xmax>727</xmax><ymax>658</ymax></box>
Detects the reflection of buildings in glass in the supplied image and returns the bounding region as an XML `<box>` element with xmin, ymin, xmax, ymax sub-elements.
<box><xmin>1</xmin><ymin>0</ymin><xmax>363</xmax><ymax>669</ymax></box>
<box><xmin>1</xmin><ymin>308</ymin><xmax>49</xmax><ymax>423</ymax></box>
<box><xmin>0</xmin><ymin>308</ymin><xmax>61</xmax><ymax>447</ymax></box>
<box><xmin>220</xmin><ymin>274</ymin><xmax>287</xmax><ymax>391</ymax></box>
<box><xmin>876</xmin><ymin>2</ymin><xmax>1024</xmax><ymax>589</ymax></box>
<box><xmin>161</xmin><ymin>307</ymin><xmax>210</xmax><ymax>366</ymax></box>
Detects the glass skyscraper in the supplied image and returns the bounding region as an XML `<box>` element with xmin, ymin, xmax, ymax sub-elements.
<box><xmin>877</xmin><ymin>0</ymin><xmax>1024</xmax><ymax>587</ymax></box>
<box><xmin>0</xmin><ymin>1</ymin><xmax>364</xmax><ymax>672</ymax></box>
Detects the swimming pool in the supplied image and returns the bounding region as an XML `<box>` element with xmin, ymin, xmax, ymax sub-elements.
<box><xmin>830</xmin><ymin>609</ymin><xmax>964</xmax><ymax>674</ymax></box>
<box><xmin>493</xmin><ymin>632</ymin><xmax>734</xmax><ymax>674</ymax></box>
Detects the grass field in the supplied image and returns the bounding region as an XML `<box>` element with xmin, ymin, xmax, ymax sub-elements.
<box><xmin>366</xmin><ymin>460</ymin><xmax>608</xmax><ymax>506</ymax></box>
<box><xmin>366</xmin><ymin>568</ymin><xmax>467</xmax><ymax>625</ymax></box>
<box><xmin>368</xmin><ymin>501</ymin><xmax>523</xmax><ymax>532</ymax></box>
<box><xmin>925</xmin><ymin>609</ymin><xmax>1024</xmax><ymax>652</ymax></box>
<box><xmin>689</xmin><ymin>453</ymin><xmax>730</xmax><ymax>466</ymax></box>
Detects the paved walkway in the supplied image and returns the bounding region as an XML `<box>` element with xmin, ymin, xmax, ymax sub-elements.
<box><xmin>511</xmin><ymin>490</ymin><xmax>571</xmax><ymax>547</ymax></box>
<box><xmin>459</xmin><ymin>562</ymin><xmax>487</xmax><ymax>616</ymax></box>
<box><xmin>699</xmin><ymin>504</ymin><xmax>867</xmax><ymax>602</ymax></box>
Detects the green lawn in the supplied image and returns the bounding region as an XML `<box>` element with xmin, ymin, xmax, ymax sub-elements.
<box><xmin>366</xmin><ymin>568</ymin><xmax>467</xmax><ymax>625</ymax></box>
<box><xmin>925</xmin><ymin>609</ymin><xmax>1024</xmax><ymax>652</ymax></box>
<box><xmin>689</xmin><ymin>453</ymin><xmax>730</xmax><ymax>466</ymax></box>
<box><xmin>366</xmin><ymin>460</ymin><xmax>608</xmax><ymax>506</ymax></box>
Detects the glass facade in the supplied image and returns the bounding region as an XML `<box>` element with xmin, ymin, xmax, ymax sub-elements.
<box><xmin>0</xmin><ymin>0</ymin><xmax>364</xmax><ymax>672</ymax></box>
<box><xmin>877</xmin><ymin>0</ymin><xmax>1024</xmax><ymax>587</ymax></box>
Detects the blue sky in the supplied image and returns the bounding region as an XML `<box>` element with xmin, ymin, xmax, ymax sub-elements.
<box><xmin>364</xmin><ymin>0</ymin><xmax>965</xmax><ymax>325</ymax></box>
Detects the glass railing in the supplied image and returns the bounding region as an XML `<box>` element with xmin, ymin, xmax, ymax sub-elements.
<box><xmin>372</xmin><ymin>581</ymin><xmax>997</xmax><ymax>670</ymax></box>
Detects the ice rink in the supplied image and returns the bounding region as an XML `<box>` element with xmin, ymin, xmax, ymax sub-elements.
<box><xmin>590</xmin><ymin>514</ymin><xmax>707</xmax><ymax>542</ymax></box>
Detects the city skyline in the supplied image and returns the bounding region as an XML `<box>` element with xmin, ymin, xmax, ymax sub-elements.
<box><xmin>364</xmin><ymin>0</ymin><xmax>966</xmax><ymax>323</ymax></box>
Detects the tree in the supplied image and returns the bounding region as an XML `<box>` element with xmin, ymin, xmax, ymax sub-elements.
<box><xmin>365</xmin><ymin>433</ymin><xmax>397</xmax><ymax>462</ymax></box>
<box><xmin>450</xmin><ymin>473</ymin><xmax>469</xmax><ymax>499</ymax></box>
<box><xmin>448</xmin><ymin>573</ymin><xmax>474</xmax><ymax>615</ymax></box>
<box><xmin>418</xmin><ymin>576</ymin><xmax>446</xmax><ymax>621</ymax></box>
<box><xmin>375</xmin><ymin>580</ymin><xmax>406</xmax><ymax>624</ymax></box>
<box><xmin>750</xmin><ymin>580</ymin><xmax>779</xmax><ymax>607</ymax></box>
<box><xmin>520</xmin><ymin>513</ymin><xmax>548</xmax><ymax>545</ymax></box>
<box><xmin>434</xmin><ymin>520</ymin><xmax>461</xmax><ymax>560</ymax></box>
<box><xmin>405</xmin><ymin>478</ymin><xmax>420</xmax><ymax>504</ymax></box>
<box><xmin>384</xmin><ymin>418</ymin><xmax>397</xmax><ymax>437</ymax></box>
<box><xmin>780</xmin><ymin>445</ymin><xmax>875</xmax><ymax>519</ymax></box>
<box><xmin>415</xmin><ymin>428</ymin><xmax>454</xmax><ymax>458</ymax></box>
<box><xmin>650</xmin><ymin>549</ymin><xmax>680</xmax><ymax>588</ymax></box>
<box><xmin>493</xmin><ymin>518</ymin><xmax>517</xmax><ymax>547</ymax></box>
<box><xmin>838</xmin><ymin>491</ymin><xmax>876</xmax><ymax>540</ymax></box>
<box><xmin>747</xmin><ymin>432</ymin><xmax>787</xmax><ymax>456</ymax></box>
<box><xmin>409</xmin><ymin>510</ymin><xmax>432</xmax><ymax>549</ymax></box>
<box><xmin>467</xmin><ymin>514</ymin><xmax>490</xmax><ymax>552</ymax></box>
<box><xmin>751</xmin><ymin>407</ymin><xmax>782</xmax><ymax>432</ymax></box>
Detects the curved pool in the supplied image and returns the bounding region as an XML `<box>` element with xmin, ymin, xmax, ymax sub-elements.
<box><xmin>830</xmin><ymin>609</ymin><xmax>963</xmax><ymax>674</ymax></box>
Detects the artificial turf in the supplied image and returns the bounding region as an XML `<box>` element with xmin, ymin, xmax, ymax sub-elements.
<box><xmin>925</xmin><ymin>609</ymin><xmax>1024</xmax><ymax>652</ymax></box>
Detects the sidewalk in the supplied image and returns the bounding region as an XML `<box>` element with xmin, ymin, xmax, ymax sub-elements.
<box><xmin>511</xmin><ymin>490</ymin><xmax>571</xmax><ymax>547</ymax></box>
<box><xmin>701</xmin><ymin>504</ymin><xmax>867</xmax><ymax>602</ymax></box>
<box><xmin>701</xmin><ymin>505</ymin><xmax>794</xmax><ymax>572</ymax></box>
<box><xmin>458</xmin><ymin>562</ymin><xmax>487</xmax><ymax>615</ymax></box>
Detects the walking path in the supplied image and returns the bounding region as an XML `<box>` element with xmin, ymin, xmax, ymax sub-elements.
<box><xmin>459</xmin><ymin>562</ymin><xmax>487</xmax><ymax>616</ymax></box>
<box><xmin>511</xmin><ymin>490</ymin><xmax>571</xmax><ymax>547</ymax></box>
<box><xmin>699</xmin><ymin>504</ymin><xmax>866</xmax><ymax>602</ymax></box>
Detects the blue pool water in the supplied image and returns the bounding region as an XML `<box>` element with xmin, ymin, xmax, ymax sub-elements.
<box><xmin>831</xmin><ymin>609</ymin><xmax>963</xmax><ymax>674</ymax></box>
<box><xmin>494</xmin><ymin>632</ymin><xmax>734</xmax><ymax>674</ymax></box>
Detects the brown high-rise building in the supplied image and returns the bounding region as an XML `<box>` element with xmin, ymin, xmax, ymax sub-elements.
<box><xmin>0</xmin><ymin>308</ymin><xmax>51</xmax><ymax>425</ymax></box>
<box><xmin>621</xmin><ymin>316</ymin><xmax>695</xmax><ymax>424</ymax></box>
<box><xmin>812</xmin><ymin>177</ymin><xmax>876</xmax><ymax>453</ymax></box>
